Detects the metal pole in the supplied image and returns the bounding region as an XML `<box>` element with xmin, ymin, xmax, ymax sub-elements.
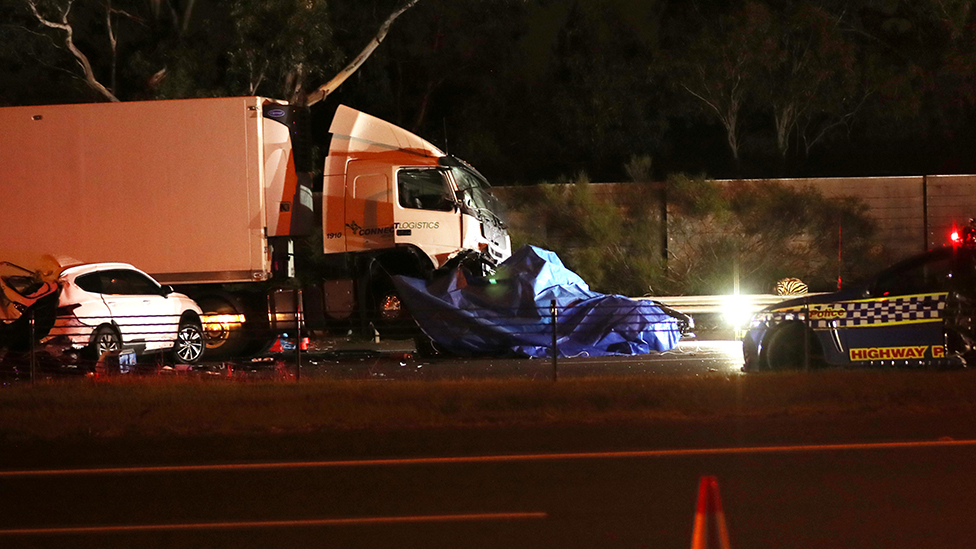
<box><xmin>660</xmin><ymin>183</ymin><xmax>669</xmax><ymax>262</ymax></box>
<box><xmin>295</xmin><ymin>289</ymin><xmax>303</xmax><ymax>382</ymax></box>
<box><xmin>550</xmin><ymin>299</ymin><xmax>558</xmax><ymax>382</ymax></box>
<box><xmin>29</xmin><ymin>310</ymin><xmax>36</xmax><ymax>385</ymax></box>
<box><xmin>838</xmin><ymin>221</ymin><xmax>843</xmax><ymax>290</ymax></box>
<box><xmin>922</xmin><ymin>174</ymin><xmax>929</xmax><ymax>252</ymax></box>
<box><xmin>803</xmin><ymin>300</ymin><xmax>810</xmax><ymax>371</ymax></box>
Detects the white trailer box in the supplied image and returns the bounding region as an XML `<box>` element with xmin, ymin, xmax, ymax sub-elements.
<box><xmin>0</xmin><ymin>97</ymin><xmax>303</xmax><ymax>284</ymax></box>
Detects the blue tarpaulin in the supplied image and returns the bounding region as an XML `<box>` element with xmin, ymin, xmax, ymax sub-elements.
<box><xmin>393</xmin><ymin>246</ymin><xmax>683</xmax><ymax>358</ymax></box>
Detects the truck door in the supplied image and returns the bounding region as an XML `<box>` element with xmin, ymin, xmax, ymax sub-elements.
<box><xmin>343</xmin><ymin>160</ymin><xmax>396</xmax><ymax>252</ymax></box>
<box><xmin>394</xmin><ymin>168</ymin><xmax>462</xmax><ymax>267</ymax></box>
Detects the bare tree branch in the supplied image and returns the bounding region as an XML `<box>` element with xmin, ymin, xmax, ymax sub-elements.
<box><xmin>106</xmin><ymin>1</ymin><xmax>143</xmax><ymax>94</ymax></box>
<box><xmin>305</xmin><ymin>0</ymin><xmax>420</xmax><ymax>106</ymax></box>
<box><xmin>106</xmin><ymin>1</ymin><xmax>117</xmax><ymax>92</ymax></box>
<box><xmin>801</xmin><ymin>90</ymin><xmax>872</xmax><ymax>156</ymax></box>
<box><xmin>248</xmin><ymin>59</ymin><xmax>270</xmax><ymax>96</ymax></box>
<box><xmin>181</xmin><ymin>0</ymin><xmax>197</xmax><ymax>37</ymax></box>
<box><xmin>27</xmin><ymin>0</ymin><xmax>119</xmax><ymax>101</ymax></box>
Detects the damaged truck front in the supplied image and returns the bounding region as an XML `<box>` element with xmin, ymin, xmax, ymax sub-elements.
<box><xmin>0</xmin><ymin>97</ymin><xmax>511</xmax><ymax>358</ymax></box>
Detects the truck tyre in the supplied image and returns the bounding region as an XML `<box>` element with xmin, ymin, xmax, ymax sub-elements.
<box><xmin>172</xmin><ymin>320</ymin><xmax>205</xmax><ymax>364</ymax></box>
<box><xmin>370</xmin><ymin>277</ymin><xmax>416</xmax><ymax>340</ymax></box>
<box><xmin>198</xmin><ymin>298</ymin><xmax>248</xmax><ymax>360</ymax></box>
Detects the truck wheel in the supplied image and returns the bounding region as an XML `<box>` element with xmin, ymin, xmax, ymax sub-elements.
<box><xmin>198</xmin><ymin>298</ymin><xmax>247</xmax><ymax>359</ymax></box>
<box><xmin>378</xmin><ymin>291</ymin><xmax>404</xmax><ymax>323</ymax></box>
<box><xmin>370</xmin><ymin>279</ymin><xmax>415</xmax><ymax>340</ymax></box>
<box><xmin>88</xmin><ymin>326</ymin><xmax>121</xmax><ymax>359</ymax></box>
<box><xmin>172</xmin><ymin>320</ymin><xmax>205</xmax><ymax>364</ymax></box>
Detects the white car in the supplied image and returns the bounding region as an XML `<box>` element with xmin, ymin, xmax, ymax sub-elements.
<box><xmin>50</xmin><ymin>263</ymin><xmax>205</xmax><ymax>364</ymax></box>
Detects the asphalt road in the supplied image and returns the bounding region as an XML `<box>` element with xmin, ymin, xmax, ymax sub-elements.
<box><xmin>2</xmin><ymin>334</ymin><xmax>743</xmax><ymax>381</ymax></box>
<box><xmin>226</xmin><ymin>338</ymin><xmax>747</xmax><ymax>381</ymax></box>
<box><xmin>3</xmin><ymin>431</ymin><xmax>976</xmax><ymax>549</ymax></box>
<box><xmin>5</xmin><ymin>336</ymin><xmax>976</xmax><ymax>548</ymax></box>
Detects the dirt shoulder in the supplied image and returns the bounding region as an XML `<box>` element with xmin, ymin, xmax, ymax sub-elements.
<box><xmin>3</xmin><ymin>369</ymin><xmax>976</xmax><ymax>469</ymax></box>
<box><xmin>3</xmin><ymin>409</ymin><xmax>975</xmax><ymax>471</ymax></box>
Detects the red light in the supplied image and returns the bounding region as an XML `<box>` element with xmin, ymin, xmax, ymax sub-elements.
<box><xmin>952</xmin><ymin>230</ymin><xmax>961</xmax><ymax>243</ymax></box>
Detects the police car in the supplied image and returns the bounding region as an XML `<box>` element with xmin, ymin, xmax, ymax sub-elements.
<box><xmin>742</xmin><ymin>241</ymin><xmax>976</xmax><ymax>371</ymax></box>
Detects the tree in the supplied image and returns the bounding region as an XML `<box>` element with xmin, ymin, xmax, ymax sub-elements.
<box><xmin>756</xmin><ymin>3</ymin><xmax>858</xmax><ymax>160</ymax></box>
<box><xmin>664</xmin><ymin>174</ymin><xmax>880</xmax><ymax>294</ymax></box>
<box><xmin>673</xmin><ymin>2</ymin><xmax>771</xmax><ymax>164</ymax></box>
<box><xmin>17</xmin><ymin>0</ymin><xmax>420</xmax><ymax>105</ymax></box>
<box><xmin>25</xmin><ymin>0</ymin><xmax>120</xmax><ymax>101</ymax></box>
<box><xmin>304</xmin><ymin>0</ymin><xmax>419</xmax><ymax>107</ymax></box>
<box><xmin>227</xmin><ymin>0</ymin><xmax>338</xmax><ymax>103</ymax></box>
<box><xmin>501</xmin><ymin>172</ymin><xmax>667</xmax><ymax>296</ymax></box>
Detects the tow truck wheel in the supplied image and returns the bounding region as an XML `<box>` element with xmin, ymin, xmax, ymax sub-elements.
<box><xmin>763</xmin><ymin>322</ymin><xmax>824</xmax><ymax>371</ymax></box>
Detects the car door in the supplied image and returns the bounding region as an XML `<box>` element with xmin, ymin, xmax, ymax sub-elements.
<box><xmin>844</xmin><ymin>251</ymin><xmax>953</xmax><ymax>361</ymax></box>
<box><xmin>99</xmin><ymin>269</ymin><xmax>180</xmax><ymax>351</ymax></box>
<box><xmin>943</xmin><ymin>248</ymin><xmax>976</xmax><ymax>353</ymax></box>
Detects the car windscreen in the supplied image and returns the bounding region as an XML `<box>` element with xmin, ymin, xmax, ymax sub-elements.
<box><xmin>0</xmin><ymin>263</ymin><xmax>45</xmax><ymax>297</ymax></box>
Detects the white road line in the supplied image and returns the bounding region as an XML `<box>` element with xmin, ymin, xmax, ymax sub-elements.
<box><xmin>2</xmin><ymin>439</ymin><xmax>974</xmax><ymax>478</ymax></box>
<box><xmin>0</xmin><ymin>512</ymin><xmax>548</xmax><ymax>536</ymax></box>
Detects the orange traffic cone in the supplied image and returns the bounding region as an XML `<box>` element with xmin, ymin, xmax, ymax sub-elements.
<box><xmin>691</xmin><ymin>476</ymin><xmax>732</xmax><ymax>549</ymax></box>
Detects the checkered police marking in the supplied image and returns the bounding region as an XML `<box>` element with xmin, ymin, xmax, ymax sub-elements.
<box><xmin>767</xmin><ymin>292</ymin><xmax>947</xmax><ymax>329</ymax></box>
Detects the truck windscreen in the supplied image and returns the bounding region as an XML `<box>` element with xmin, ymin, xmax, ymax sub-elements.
<box><xmin>451</xmin><ymin>166</ymin><xmax>506</xmax><ymax>226</ymax></box>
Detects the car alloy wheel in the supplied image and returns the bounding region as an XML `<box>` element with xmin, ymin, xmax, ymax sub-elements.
<box><xmin>174</xmin><ymin>322</ymin><xmax>205</xmax><ymax>364</ymax></box>
<box><xmin>91</xmin><ymin>326</ymin><xmax>121</xmax><ymax>358</ymax></box>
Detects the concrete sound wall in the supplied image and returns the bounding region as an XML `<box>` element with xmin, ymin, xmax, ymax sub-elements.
<box><xmin>494</xmin><ymin>175</ymin><xmax>976</xmax><ymax>264</ymax></box>
<box><xmin>721</xmin><ymin>175</ymin><xmax>976</xmax><ymax>262</ymax></box>
<box><xmin>925</xmin><ymin>175</ymin><xmax>976</xmax><ymax>249</ymax></box>
<box><xmin>728</xmin><ymin>176</ymin><xmax>925</xmax><ymax>262</ymax></box>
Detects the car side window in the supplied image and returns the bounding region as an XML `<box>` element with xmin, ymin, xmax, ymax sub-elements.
<box><xmin>397</xmin><ymin>169</ymin><xmax>454</xmax><ymax>211</ymax></box>
<box><xmin>948</xmin><ymin>250</ymin><xmax>976</xmax><ymax>298</ymax></box>
<box><xmin>873</xmin><ymin>255</ymin><xmax>953</xmax><ymax>297</ymax></box>
<box><xmin>74</xmin><ymin>273</ymin><xmax>102</xmax><ymax>293</ymax></box>
<box><xmin>99</xmin><ymin>270</ymin><xmax>160</xmax><ymax>295</ymax></box>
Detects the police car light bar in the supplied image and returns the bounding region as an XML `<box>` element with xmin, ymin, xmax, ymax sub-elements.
<box><xmin>951</xmin><ymin>218</ymin><xmax>976</xmax><ymax>247</ymax></box>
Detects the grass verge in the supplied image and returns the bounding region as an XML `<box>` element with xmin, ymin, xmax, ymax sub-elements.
<box><xmin>2</xmin><ymin>370</ymin><xmax>976</xmax><ymax>440</ymax></box>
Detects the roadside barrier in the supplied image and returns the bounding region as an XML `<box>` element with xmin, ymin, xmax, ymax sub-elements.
<box><xmin>645</xmin><ymin>294</ymin><xmax>789</xmax><ymax>315</ymax></box>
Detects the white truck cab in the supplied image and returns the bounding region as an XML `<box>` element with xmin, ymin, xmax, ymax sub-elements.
<box><xmin>322</xmin><ymin>106</ymin><xmax>511</xmax><ymax>273</ymax></box>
